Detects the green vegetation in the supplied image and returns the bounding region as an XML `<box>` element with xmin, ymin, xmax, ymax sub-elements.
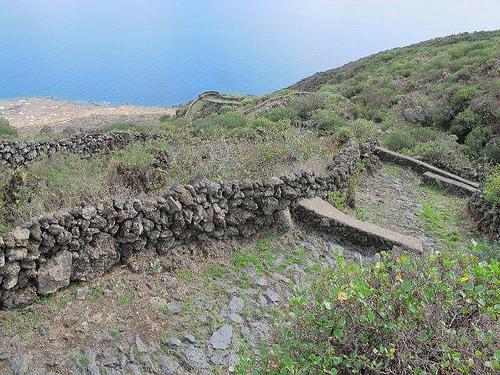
<box><xmin>0</xmin><ymin>117</ymin><xmax>18</xmax><ymax>139</ymax></box>
<box><xmin>420</xmin><ymin>201</ymin><xmax>461</xmax><ymax>249</ymax></box>
<box><xmin>159</xmin><ymin>114</ymin><xmax>172</xmax><ymax>122</ymax></box>
<box><xmin>101</xmin><ymin>122</ymin><xmax>149</xmax><ymax>133</ymax></box>
<box><xmin>250</xmin><ymin>252</ymin><xmax>499</xmax><ymax>374</ymax></box>
<box><xmin>265</xmin><ymin>106</ymin><xmax>298</xmax><ymax>122</ymax></box>
<box><xmin>291</xmin><ymin>30</ymin><xmax>499</xmax><ymax>164</ymax></box>
<box><xmin>0</xmin><ymin>127</ymin><xmax>338</xmax><ymax>229</ymax></box>
<box><xmin>88</xmin><ymin>287</ymin><xmax>104</xmax><ymax>302</ymax></box>
<box><xmin>383</xmin><ymin>128</ymin><xmax>417</xmax><ymax>151</ymax></box>
<box><xmin>483</xmin><ymin>167</ymin><xmax>500</xmax><ymax>206</ymax></box>
<box><xmin>327</xmin><ymin>190</ymin><xmax>348</xmax><ymax>212</ymax></box>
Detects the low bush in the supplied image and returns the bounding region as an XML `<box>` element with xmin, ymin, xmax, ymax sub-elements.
<box><xmin>346</xmin><ymin>119</ymin><xmax>377</xmax><ymax>143</ymax></box>
<box><xmin>159</xmin><ymin>114</ymin><xmax>172</xmax><ymax>122</ymax></box>
<box><xmin>423</xmin><ymin>100</ymin><xmax>454</xmax><ymax>129</ymax></box>
<box><xmin>483</xmin><ymin>137</ymin><xmax>500</xmax><ymax>163</ymax></box>
<box><xmin>0</xmin><ymin>117</ymin><xmax>18</xmax><ymax>139</ymax></box>
<box><xmin>289</xmin><ymin>93</ymin><xmax>326</xmax><ymax>119</ymax></box>
<box><xmin>465</xmin><ymin>125</ymin><xmax>495</xmax><ymax>160</ymax></box>
<box><xmin>265</xmin><ymin>106</ymin><xmax>298</xmax><ymax>122</ymax></box>
<box><xmin>383</xmin><ymin>129</ymin><xmax>417</xmax><ymax>151</ymax></box>
<box><xmin>193</xmin><ymin>110</ymin><xmax>248</xmax><ymax>137</ymax></box>
<box><xmin>263</xmin><ymin>251</ymin><xmax>499</xmax><ymax>374</ymax></box>
<box><xmin>315</xmin><ymin>112</ymin><xmax>348</xmax><ymax>133</ymax></box>
<box><xmin>483</xmin><ymin>167</ymin><xmax>500</xmax><ymax>206</ymax></box>
<box><xmin>451</xmin><ymin>108</ymin><xmax>482</xmax><ymax>142</ymax></box>
<box><xmin>413</xmin><ymin>138</ymin><xmax>472</xmax><ymax>170</ymax></box>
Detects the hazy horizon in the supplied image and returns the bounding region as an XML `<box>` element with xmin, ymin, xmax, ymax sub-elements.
<box><xmin>1</xmin><ymin>0</ymin><xmax>499</xmax><ymax>106</ymax></box>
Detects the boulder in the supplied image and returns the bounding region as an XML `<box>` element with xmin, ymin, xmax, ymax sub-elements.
<box><xmin>37</xmin><ymin>250</ymin><xmax>72</xmax><ymax>295</ymax></box>
<box><xmin>71</xmin><ymin>233</ymin><xmax>120</xmax><ymax>281</ymax></box>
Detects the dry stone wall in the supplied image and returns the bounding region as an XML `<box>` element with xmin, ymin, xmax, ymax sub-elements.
<box><xmin>468</xmin><ymin>192</ymin><xmax>500</xmax><ymax>241</ymax></box>
<box><xmin>0</xmin><ymin>132</ymin><xmax>154</xmax><ymax>168</ymax></box>
<box><xmin>0</xmin><ymin>140</ymin><xmax>369</xmax><ymax>309</ymax></box>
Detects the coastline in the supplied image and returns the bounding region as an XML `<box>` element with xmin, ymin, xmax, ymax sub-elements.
<box><xmin>0</xmin><ymin>97</ymin><xmax>177</xmax><ymax>134</ymax></box>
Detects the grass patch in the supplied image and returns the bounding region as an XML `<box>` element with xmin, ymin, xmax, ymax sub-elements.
<box><xmin>88</xmin><ymin>287</ymin><xmax>104</xmax><ymax>302</ymax></box>
<box><xmin>118</xmin><ymin>294</ymin><xmax>131</xmax><ymax>306</ymax></box>
<box><xmin>101</xmin><ymin>122</ymin><xmax>147</xmax><ymax>133</ymax></box>
<box><xmin>0</xmin><ymin>117</ymin><xmax>18</xmax><ymax>139</ymax></box>
<box><xmin>420</xmin><ymin>201</ymin><xmax>461</xmax><ymax>248</ymax></box>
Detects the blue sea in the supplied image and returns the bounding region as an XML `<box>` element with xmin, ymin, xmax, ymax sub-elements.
<box><xmin>1</xmin><ymin>0</ymin><xmax>498</xmax><ymax>106</ymax></box>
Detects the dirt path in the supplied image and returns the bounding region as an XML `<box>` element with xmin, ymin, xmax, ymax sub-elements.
<box><xmin>355</xmin><ymin>163</ymin><xmax>485</xmax><ymax>252</ymax></box>
<box><xmin>0</xmin><ymin>98</ymin><xmax>176</xmax><ymax>135</ymax></box>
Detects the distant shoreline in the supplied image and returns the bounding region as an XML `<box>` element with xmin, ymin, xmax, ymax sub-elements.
<box><xmin>0</xmin><ymin>97</ymin><xmax>177</xmax><ymax>134</ymax></box>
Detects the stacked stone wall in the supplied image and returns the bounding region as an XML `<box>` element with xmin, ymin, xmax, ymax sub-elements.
<box><xmin>0</xmin><ymin>140</ymin><xmax>370</xmax><ymax>308</ymax></box>
<box><xmin>0</xmin><ymin>132</ymin><xmax>153</xmax><ymax>168</ymax></box>
<box><xmin>468</xmin><ymin>193</ymin><xmax>500</xmax><ymax>241</ymax></box>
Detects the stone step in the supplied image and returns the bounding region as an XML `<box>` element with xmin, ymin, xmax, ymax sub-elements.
<box><xmin>375</xmin><ymin>146</ymin><xmax>479</xmax><ymax>189</ymax></box>
<box><xmin>422</xmin><ymin>171</ymin><xmax>479</xmax><ymax>197</ymax></box>
<box><xmin>295</xmin><ymin>197</ymin><xmax>424</xmax><ymax>254</ymax></box>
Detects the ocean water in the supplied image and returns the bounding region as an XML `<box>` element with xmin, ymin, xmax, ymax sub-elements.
<box><xmin>0</xmin><ymin>0</ymin><xmax>498</xmax><ymax>106</ymax></box>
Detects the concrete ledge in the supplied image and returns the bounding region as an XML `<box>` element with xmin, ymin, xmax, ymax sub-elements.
<box><xmin>295</xmin><ymin>197</ymin><xmax>424</xmax><ymax>254</ymax></box>
<box><xmin>422</xmin><ymin>172</ymin><xmax>479</xmax><ymax>197</ymax></box>
<box><xmin>375</xmin><ymin>147</ymin><xmax>479</xmax><ymax>189</ymax></box>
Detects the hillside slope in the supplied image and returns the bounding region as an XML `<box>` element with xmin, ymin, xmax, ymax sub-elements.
<box><xmin>290</xmin><ymin>31</ymin><xmax>499</xmax><ymax>162</ymax></box>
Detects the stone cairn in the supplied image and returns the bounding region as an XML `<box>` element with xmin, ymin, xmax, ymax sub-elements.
<box><xmin>0</xmin><ymin>132</ymin><xmax>155</xmax><ymax>168</ymax></box>
<box><xmin>0</xmin><ymin>140</ymin><xmax>369</xmax><ymax>309</ymax></box>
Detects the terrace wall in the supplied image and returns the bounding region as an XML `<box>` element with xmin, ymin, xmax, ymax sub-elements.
<box><xmin>0</xmin><ymin>140</ymin><xmax>370</xmax><ymax>308</ymax></box>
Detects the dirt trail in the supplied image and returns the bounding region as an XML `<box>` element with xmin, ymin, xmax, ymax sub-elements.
<box><xmin>355</xmin><ymin>163</ymin><xmax>481</xmax><ymax>252</ymax></box>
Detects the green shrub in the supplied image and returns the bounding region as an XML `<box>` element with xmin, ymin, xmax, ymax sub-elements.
<box><xmin>408</xmin><ymin>124</ymin><xmax>442</xmax><ymax>143</ymax></box>
<box><xmin>451</xmin><ymin>108</ymin><xmax>482</xmax><ymax>141</ymax></box>
<box><xmin>159</xmin><ymin>114</ymin><xmax>172</xmax><ymax>123</ymax></box>
<box><xmin>194</xmin><ymin>111</ymin><xmax>247</xmax><ymax>133</ymax></box>
<box><xmin>265</xmin><ymin>106</ymin><xmax>298</xmax><ymax>122</ymax></box>
<box><xmin>414</xmin><ymin>138</ymin><xmax>472</xmax><ymax>170</ymax></box>
<box><xmin>101</xmin><ymin>122</ymin><xmax>146</xmax><ymax>133</ymax></box>
<box><xmin>315</xmin><ymin>113</ymin><xmax>347</xmax><ymax>133</ymax></box>
<box><xmin>328</xmin><ymin>190</ymin><xmax>348</xmax><ymax>212</ymax></box>
<box><xmin>0</xmin><ymin>118</ymin><xmax>18</xmax><ymax>139</ymax></box>
<box><xmin>448</xmin><ymin>85</ymin><xmax>477</xmax><ymax>113</ymax></box>
<box><xmin>248</xmin><ymin>117</ymin><xmax>289</xmax><ymax>133</ymax></box>
<box><xmin>347</xmin><ymin>119</ymin><xmax>377</xmax><ymax>143</ymax></box>
<box><xmin>465</xmin><ymin>125</ymin><xmax>493</xmax><ymax>158</ymax></box>
<box><xmin>423</xmin><ymin>101</ymin><xmax>454</xmax><ymax>129</ymax></box>
<box><xmin>289</xmin><ymin>94</ymin><xmax>326</xmax><ymax>119</ymax></box>
<box><xmin>264</xmin><ymin>251</ymin><xmax>500</xmax><ymax>374</ymax></box>
<box><xmin>484</xmin><ymin>137</ymin><xmax>500</xmax><ymax>163</ymax></box>
<box><xmin>483</xmin><ymin>168</ymin><xmax>500</xmax><ymax>206</ymax></box>
<box><xmin>383</xmin><ymin>129</ymin><xmax>417</xmax><ymax>151</ymax></box>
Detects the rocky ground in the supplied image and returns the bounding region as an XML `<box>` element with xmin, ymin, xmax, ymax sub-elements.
<box><xmin>0</xmin><ymin>98</ymin><xmax>176</xmax><ymax>135</ymax></box>
<box><xmin>0</xmin><ymin>227</ymin><xmax>368</xmax><ymax>375</ymax></box>
<box><xmin>0</xmin><ymin>162</ymin><xmax>492</xmax><ymax>375</ymax></box>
